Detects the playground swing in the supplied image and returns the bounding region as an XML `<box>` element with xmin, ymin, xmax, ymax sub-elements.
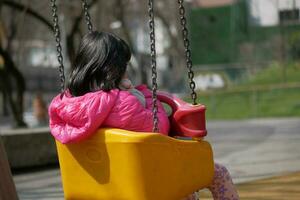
<box><xmin>50</xmin><ymin>0</ymin><xmax>214</xmax><ymax>199</ymax></box>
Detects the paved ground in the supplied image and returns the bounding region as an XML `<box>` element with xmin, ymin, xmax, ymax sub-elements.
<box><xmin>207</xmin><ymin>118</ymin><xmax>300</xmax><ymax>183</ymax></box>
<box><xmin>13</xmin><ymin>118</ymin><xmax>300</xmax><ymax>200</ymax></box>
<box><xmin>200</xmin><ymin>171</ymin><xmax>300</xmax><ymax>200</ymax></box>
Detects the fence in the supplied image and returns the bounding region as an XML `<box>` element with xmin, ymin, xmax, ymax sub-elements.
<box><xmin>189</xmin><ymin>61</ymin><xmax>300</xmax><ymax>119</ymax></box>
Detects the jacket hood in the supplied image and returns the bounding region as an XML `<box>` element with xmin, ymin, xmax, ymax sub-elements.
<box><xmin>49</xmin><ymin>90</ymin><xmax>119</xmax><ymax>143</ymax></box>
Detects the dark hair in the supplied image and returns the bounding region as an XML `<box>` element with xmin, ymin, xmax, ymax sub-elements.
<box><xmin>67</xmin><ymin>31</ymin><xmax>131</xmax><ymax>96</ymax></box>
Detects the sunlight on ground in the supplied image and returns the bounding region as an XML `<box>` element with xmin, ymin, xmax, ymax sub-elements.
<box><xmin>199</xmin><ymin>172</ymin><xmax>300</xmax><ymax>200</ymax></box>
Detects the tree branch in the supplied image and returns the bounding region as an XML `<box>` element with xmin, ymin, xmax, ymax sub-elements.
<box><xmin>67</xmin><ymin>0</ymin><xmax>98</xmax><ymax>65</ymax></box>
<box><xmin>0</xmin><ymin>45</ymin><xmax>27</xmax><ymax>127</ymax></box>
<box><xmin>3</xmin><ymin>0</ymin><xmax>53</xmax><ymax>31</ymax></box>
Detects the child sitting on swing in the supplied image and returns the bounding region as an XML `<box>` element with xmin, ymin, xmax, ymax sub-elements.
<box><xmin>49</xmin><ymin>31</ymin><xmax>239</xmax><ymax>200</ymax></box>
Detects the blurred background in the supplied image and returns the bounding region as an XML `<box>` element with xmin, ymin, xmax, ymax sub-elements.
<box><xmin>0</xmin><ymin>0</ymin><xmax>300</xmax><ymax>128</ymax></box>
<box><xmin>0</xmin><ymin>0</ymin><xmax>299</xmax><ymax>199</ymax></box>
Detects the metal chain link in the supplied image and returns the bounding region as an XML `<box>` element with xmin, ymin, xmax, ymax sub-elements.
<box><xmin>177</xmin><ymin>0</ymin><xmax>198</xmax><ymax>105</ymax></box>
<box><xmin>82</xmin><ymin>0</ymin><xmax>93</xmax><ymax>33</ymax></box>
<box><xmin>148</xmin><ymin>0</ymin><xmax>159</xmax><ymax>132</ymax></box>
<box><xmin>50</xmin><ymin>0</ymin><xmax>65</xmax><ymax>93</ymax></box>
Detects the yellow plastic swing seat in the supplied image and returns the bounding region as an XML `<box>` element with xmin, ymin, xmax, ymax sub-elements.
<box><xmin>56</xmin><ymin>128</ymin><xmax>214</xmax><ymax>200</ymax></box>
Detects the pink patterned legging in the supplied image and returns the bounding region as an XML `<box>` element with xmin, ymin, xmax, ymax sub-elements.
<box><xmin>184</xmin><ymin>163</ymin><xmax>239</xmax><ymax>200</ymax></box>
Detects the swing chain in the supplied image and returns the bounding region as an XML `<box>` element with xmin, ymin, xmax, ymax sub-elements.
<box><xmin>177</xmin><ymin>0</ymin><xmax>197</xmax><ymax>105</ymax></box>
<box><xmin>148</xmin><ymin>0</ymin><xmax>159</xmax><ymax>132</ymax></box>
<box><xmin>50</xmin><ymin>0</ymin><xmax>65</xmax><ymax>93</ymax></box>
<box><xmin>82</xmin><ymin>0</ymin><xmax>93</xmax><ymax>33</ymax></box>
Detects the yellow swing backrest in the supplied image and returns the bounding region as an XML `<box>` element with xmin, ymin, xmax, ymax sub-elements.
<box><xmin>56</xmin><ymin>128</ymin><xmax>214</xmax><ymax>200</ymax></box>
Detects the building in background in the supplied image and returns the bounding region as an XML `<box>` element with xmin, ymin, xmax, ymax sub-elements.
<box><xmin>190</xmin><ymin>0</ymin><xmax>300</xmax><ymax>65</ymax></box>
<box><xmin>249</xmin><ymin>0</ymin><xmax>300</xmax><ymax>26</ymax></box>
<box><xmin>190</xmin><ymin>0</ymin><xmax>247</xmax><ymax>65</ymax></box>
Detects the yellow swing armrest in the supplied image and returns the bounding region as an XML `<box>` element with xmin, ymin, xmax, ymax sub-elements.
<box><xmin>56</xmin><ymin>128</ymin><xmax>214</xmax><ymax>200</ymax></box>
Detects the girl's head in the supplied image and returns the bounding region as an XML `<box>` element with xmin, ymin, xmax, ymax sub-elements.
<box><xmin>68</xmin><ymin>31</ymin><xmax>131</xmax><ymax>96</ymax></box>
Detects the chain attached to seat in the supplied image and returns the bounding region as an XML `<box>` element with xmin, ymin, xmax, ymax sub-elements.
<box><xmin>50</xmin><ymin>0</ymin><xmax>65</xmax><ymax>93</ymax></box>
<box><xmin>82</xmin><ymin>0</ymin><xmax>93</xmax><ymax>33</ymax></box>
<box><xmin>177</xmin><ymin>0</ymin><xmax>198</xmax><ymax>105</ymax></box>
<box><xmin>148</xmin><ymin>0</ymin><xmax>159</xmax><ymax>132</ymax></box>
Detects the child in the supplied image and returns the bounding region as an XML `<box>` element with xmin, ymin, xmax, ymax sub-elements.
<box><xmin>49</xmin><ymin>31</ymin><xmax>239</xmax><ymax>200</ymax></box>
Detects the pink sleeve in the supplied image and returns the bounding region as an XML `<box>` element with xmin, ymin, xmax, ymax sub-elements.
<box><xmin>135</xmin><ymin>85</ymin><xmax>170</xmax><ymax>135</ymax></box>
<box><xmin>49</xmin><ymin>90</ymin><xmax>118</xmax><ymax>143</ymax></box>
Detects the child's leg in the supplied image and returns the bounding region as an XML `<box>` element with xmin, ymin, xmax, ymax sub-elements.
<box><xmin>208</xmin><ymin>163</ymin><xmax>239</xmax><ymax>200</ymax></box>
<box><xmin>182</xmin><ymin>163</ymin><xmax>238</xmax><ymax>200</ymax></box>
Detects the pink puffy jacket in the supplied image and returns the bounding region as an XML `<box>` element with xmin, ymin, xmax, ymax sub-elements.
<box><xmin>49</xmin><ymin>85</ymin><xmax>170</xmax><ymax>144</ymax></box>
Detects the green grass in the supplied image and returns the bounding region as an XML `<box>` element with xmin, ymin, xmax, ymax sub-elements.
<box><xmin>188</xmin><ymin>63</ymin><xmax>300</xmax><ymax>119</ymax></box>
<box><xmin>198</xmin><ymin>88</ymin><xmax>300</xmax><ymax>119</ymax></box>
<box><xmin>242</xmin><ymin>62</ymin><xmax>300</xmax><ymax>86</ymax></box>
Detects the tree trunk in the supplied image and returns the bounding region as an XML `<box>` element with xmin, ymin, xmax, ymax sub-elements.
<box><xmin>0</xmin><ymin>47</ymin><xmax>27</xmax><ymax>127</ymax></box>
<box><xmin>0</xmin><ymin>136</ymin><xmax>18</xmax><ymax>200</ymax></box>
